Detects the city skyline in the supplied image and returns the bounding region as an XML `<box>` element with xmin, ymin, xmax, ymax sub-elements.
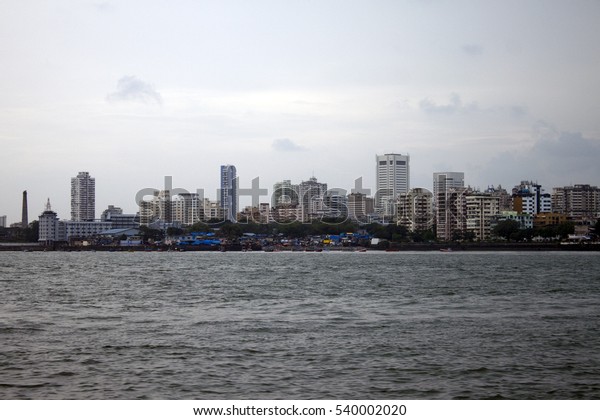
<box><xmin>2</xmin><ymin>1</ymin><xmax>600</xmax><ymax>222</ymax></box>
<box><xmin>3</xmin><ymin>163</ymin><xmax>597</xmax><ymax>227</ymax></box>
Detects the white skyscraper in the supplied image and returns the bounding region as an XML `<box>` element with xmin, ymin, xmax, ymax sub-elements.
<box><xmin>376</xmin><ymin>153</ymin><xmax>410</xmax><ymax>217</ymax></box>
<box><xmin>71</xmin><ymin>171</ymin><xmax>95</xmax><ymax>222</ymax></box>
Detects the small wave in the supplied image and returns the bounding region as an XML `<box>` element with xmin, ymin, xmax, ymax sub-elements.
<box><xmin>0</xmin><ymin>382</ymin><xmax>50</xmax><ymax>388</ymax></box>
<box><xmin>50</xmin><ymin>371</ymin><xmax>77</xmax><ymax>377</ymax></box>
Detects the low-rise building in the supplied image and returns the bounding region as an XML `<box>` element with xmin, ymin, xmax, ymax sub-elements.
<box><xmin>492</xmin><ymin>211</ymin><xmax>534</xmax><ymax>230</ymax></box>
<box><xmin>533</xmin><ymin>212</ymin><xmax>568</xmax><ymax>228</ymax></box>
<box><xmin>101</xmin><ymin>205</ymin><xmax>139</xmax><ymax>229</ymax></box>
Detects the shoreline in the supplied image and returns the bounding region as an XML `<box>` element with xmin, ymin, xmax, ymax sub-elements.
<box><xmin>1</xmin><ymin>242</ymin><xmax>599</xmax><ymax>252</ymax></box>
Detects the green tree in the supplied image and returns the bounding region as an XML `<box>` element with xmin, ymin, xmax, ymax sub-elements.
<box><xmin>166</xmin><ymin>227</ymin><xmax>184</xmax><ymax>236</ymax></box>
<box><xmin>24</xmin><ymin>220</ymin><xmax>39</xmax><ymax>242</ymax></box>
<box><xmin>492</xmin><ymin>220</ymin><xmax>521</xmax><ymax>241</ymax></box>
<box><xmin>219</xmin><ymin>222</ymin><xmax>244</xmax><ymax>239</ymax></box>
<box><xmin>556</xmin><ymin>222</ymin><xmax>575</xmax><ymax>239</ymax></box>
<box><xmin>139</xmin><ymin>226</ymin><xmax>164</xmax><ymax>243</ymax></box>
<box><xmin>462</xmin><ymin>231</ymin><xmax>476</xmax><ymax>242</ymax></box>
<box><xmin>187</xmin><ymin>222</ymin><xmax>211</xmax><ymax>233</ymax></box>
<box><xmin>592</xmin><ymin>219</ymin><xmax>600</xmax><ymax>239</ymax></box>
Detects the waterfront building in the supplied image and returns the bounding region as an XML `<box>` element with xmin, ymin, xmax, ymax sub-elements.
<box><xmin>324</xmin><ymin>189</ymin><xmax>348</xmax><ymax>220</ymax></box>
<box><xmin>512</xmin><ymin>181</ymin><xmax>551</xmax><ymax>215</ymax></box>
<box><xmin>552</xmin><ymin>184</ymin><xmax>600</xmax><ymax>220</ymax></box>
<box><xmin>433</xmin><ymin>172</ymin><xmax>465</xmax><ymax>241</ymax></box>
<box><xmin>271</xmin><ymin>204</ymin><xmax>302</xmax><ymax>222</ymax></box>
<box><xmin>172</xmin><ymin>193</ymin><xmax>204</xmax><ymax>226</ymax></box>
<box><xmin>433</xmin><ymin>172</ymin><xmax>465</xmax><ymax>203</ymax></box>
<box><xmin>436</xmin><ymin>187</ymin><xmax>469</xmax><ymax>241</ymax></box>
<box><xmin>396</xmin><ymin>188</ymin><xmax>434</xmax><ymax>232</ymax></box>
<box><xmin>138</xmin><ymin>189</ymin><xmax>175</xmax><ymax>226</ymax></box>
<box><xmin>220</xmin><ymin>165</ymin><xmax>238</xmax><ymax>222</ymax></box>
<box><xmin>272</xmin><ymin>180</ymin><xmax>299</xmax><ymax>208</ymax></box>
<box><xmin>71</xmin><ymin>172</ymin><xmax>96</xmax><ymax>222</ymax></box>
<box><xmin>347</xmin><ymin>193</ymin><xmax>375</xmax><ymax>224</ymax></box>
<box><xmin>63</xmin><ymin>220</ymin><xmax>112</xmax><ymax>240</ymax></box>
<box><xmin>466</xmin><ymin>193</ymin><xmax>500</xmax><ymax>241</ymax></box>
<box><xmin>205</xmin><ymin>199</ymin><xmax>223</xmax><ymax>222</ymax></box>
<box><xmin>139</xmin><ymin>194</ymin><xmax>159</xmax><ymax>226</ymax></box>
<box><xmin>38</xmin><ymin>199</ymin><xmax>66</xmax><ymax>245</ymax></box>
<box><xmin>533</xmin><ymin>212</ymin><xmax>568</xmax><ymax>228</ymax></box>
<box><xmin>485</xmin><ymin>185</ymin><xmax>512</xmax><ymax>212</ymax></box>
<box><xmin>239</xmin><ymin>203</ymin><xmax>272</xmax><ymax>224</ymax></box>
<box><xmin>298</xmin><ymin>176</ymin><xmax>328</xmax><ymax>222</ymax></box>
<box><xmin>492</xmin><ymin>211</ymin><xmax>534</xmax><ymax>230</ymax></box>
<box><xmin>376</xmin><ymin>153</ymin><xmax>410</xmax><ymax>217</ymax></box>
<box><xmin>101</xmin><ymin>205</ymin><xmax>139</xmax><ymax>229</ymax></box>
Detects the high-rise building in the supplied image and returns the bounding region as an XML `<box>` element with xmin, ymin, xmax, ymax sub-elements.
<box><xmin>397</xmin><ymin>188</ymin><xmax>434</xmax><ymax>232</ymax></box>
<box><xmin>433</xmin><ymin>172</ymin><xmax>466</xmax><ymax>241</ymax></box>
<box><xmin>376</xmin><ymin>154</ymin><xmax>410</xmax><ymax>217</ymax></box>
<box><xmin>172</xmin><ymin>193</ymin><xmax>205</xmax><ymax>226</ymax></box>
<box><xmin>552</xmin><ymin>184</ymin><xmax>600</xmax><ymax>220</ymax></box>
<box><xmin>220</xmin><ymin>165</ymin><xmax>238</xmax><ymax>222</ymax></box>
<box><xmin>511</xmin><ymin>181</ymin><xmax>551</xmax><ymax>215</ymax></box>
<box><xmin>347</xmin><ymin>193</ymin><xmax>375</xmax><ymax>223</ymax></box>
<box><xmin>433</xmin><ymin>172</ymin><xmax>465</xmax><ymax>204</ymax></box>
<box><xmin>485</xmin><ymin>185</ymin><xmax>512</xmax><ymax>212</ymax></box>
<box><xmin>0</xmin><ymin>215</ymin><xmax>6</xmax><ymax>228</ymax></box>
<box><xmin>71</xmin><ymin>172</ymin><xmax>96</xmax><ymax>221</ymax></box>
<box><xmin>466</xmin><ymin>193</ymin><xmax>500</xmax><ymax>241</ymax></box>
<box><xmin>298</xmin><ymin>176</ymin><xmax>328</xmax><ymax>222</ymax></box>
<box><xmin>272</xmin><ymin>180</ymin><xmax>299</xmax><ymax>208</ymax></box>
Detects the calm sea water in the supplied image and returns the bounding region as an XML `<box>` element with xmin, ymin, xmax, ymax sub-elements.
<box><xmin>1</xmin><ymin>250</ymin><xmax>599</xmax><ymax>399</ymax></box>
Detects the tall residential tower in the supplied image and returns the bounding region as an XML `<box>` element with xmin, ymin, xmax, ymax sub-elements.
<box><xmin>71</xmin><ymin>172</ymin><xmax>96</xmax><ymax>221</ymax></box>
<box><xmin>433</xmin><ymin>172</ymin><xmax>466</xmax><ymax>241</ymax></box>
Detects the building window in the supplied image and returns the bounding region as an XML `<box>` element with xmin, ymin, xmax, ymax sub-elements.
<box><xmin>396</xmin><ymin>161</ymin><xmax>406</xmax><ymax>165</ymax></box>
<box><xmin>379</xmin><ymin>161</ymin><xmax>387</xmax><ymax>165</ymax></box>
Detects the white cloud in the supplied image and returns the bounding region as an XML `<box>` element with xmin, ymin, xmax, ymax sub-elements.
<box><xmin>107</xmin><ymin>76</ymin><xmax>162</xmax><ymax>105</ymax></box>
<box><xmin>272</xmin><ymin>138</ymin><xmax>307</xmax><ymax>152</ymax></box>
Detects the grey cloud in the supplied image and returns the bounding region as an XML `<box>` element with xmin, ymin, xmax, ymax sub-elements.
<box><xmin>420</xmin><ymin>93</ymin><xmax>479</xmax><ymax>115</ymax></box>
<box><xmin>420</xmin><ymin>94</ymin><xmax>528</xmax><ymax>119</ymax></box>
<box><xmin>272</xmin><ymin>138</ymin><xmax>307</xmax><ymax>152</ymax></box>
<box><xmin>509</xmin><ymin>105</ymin><xmax>529</xmax><ymax>119</ymax></box>
<box><xmin>481</xmin><ymin>122</ymin><xmax>600</xmax><ymax>187</ymax></box>
<box><xmin>462</xmin><ymin>44</ymin><xmax>484</xmax><ymax>56</ymax></box>
<box><xmin>107</xmin><ymin>76</ymin><xmax>162</xmax><ymax>105</ymax></box>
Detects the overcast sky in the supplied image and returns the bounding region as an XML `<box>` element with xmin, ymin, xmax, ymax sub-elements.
<box><xmin>2</xmin><ymin>0</ymin><xmax>600</xmax><ymax>223</ymax></box>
